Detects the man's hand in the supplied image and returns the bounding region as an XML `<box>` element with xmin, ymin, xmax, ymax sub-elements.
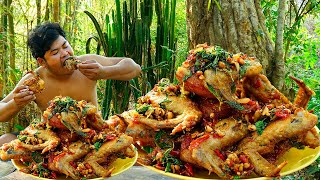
<box><xmin>78</xmin><ymin>60</ymin><xmax>105</xmax><ymax>80</ymax></box>
<box><xmin>13</xmin><ymin>85</ymin><xmax>36</xmax><ymax>108</ymax></box>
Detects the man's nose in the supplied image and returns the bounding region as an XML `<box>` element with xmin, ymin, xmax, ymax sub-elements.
<box><xmin>61</xmin><ymin>49</ymin><xmax>69</xmax><ymax>57</ymax></box>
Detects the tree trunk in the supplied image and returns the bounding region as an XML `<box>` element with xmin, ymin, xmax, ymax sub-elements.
<box><xmin>53</xmin><ymin>0</ymin><xmax>60</xmax><ymax>22</ymax></box>
<box><xmin>0</xmin><ymin>0</ymin><xmax>9</xmax><ymax>98</ymax></box>
<box><xmin>272</xmin><ymin>0</ymin><xmax>286</xmax><ymax>91</ymax></box>
<box><xmin>36</xmin><ymin>0</ymin><xmax>41</xmax><ymax>25</ymax></box>
<box><xmin>8</xmin><ymin>0</ymin><xmax>15</xmax><ymax>84</ymax></box>
<box><xmin>186</xmin><ymin>0</ymin><xmax>283</xmax><ymax>90</ymax></box>
<box><xmin>63</xmin><ymin>0</ymin><xmax>71</xmax><ymax>35</ymax></box>
<box><xmin>45</xmin><ymin>0</ymin><xmax>50</xmax><ymax>21</ymax></box>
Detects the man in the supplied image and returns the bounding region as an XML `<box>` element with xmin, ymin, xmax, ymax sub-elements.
<box><xmin>0</xmin><ymin>22</ymin><xmax>141</xmax><ymax>145</ymax></box>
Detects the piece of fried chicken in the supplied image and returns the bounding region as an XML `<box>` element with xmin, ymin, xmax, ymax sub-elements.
<box><xmin>63</xmin><ymin>56</ymin><xmax>81</xmax><ymax>70</ymax></box>
<box><xmin>23</xmin><ymin>71</ymin><xmax>45</xmax><ymax>93</ymax></box>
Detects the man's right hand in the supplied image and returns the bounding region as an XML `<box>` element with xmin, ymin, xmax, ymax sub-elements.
<box><xmin>13</xmin><ymin>85</ymin><xmax>36</xmax><ymax>108</ymax></box>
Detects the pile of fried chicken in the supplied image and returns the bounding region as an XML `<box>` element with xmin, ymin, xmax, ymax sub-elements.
<box><xmin>107</xmin><ymin>43</ymin><xmax>319</xmax><ymax>179</ymax></box>
<box><xmin>0</xmin><ymin>96</ymin><xmax>135</xmax><ymax>179</ymax></box>
<box><xmin>1</xmin><ymin>43</ymin><xmax>319</xmax><ymax>179</ymax></box>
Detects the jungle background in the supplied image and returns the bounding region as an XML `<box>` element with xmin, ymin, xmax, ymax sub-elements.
<box><xmin>0</xmin><ymin>0</ymin><xmax>319</xmax><ymax>179</ymax></box>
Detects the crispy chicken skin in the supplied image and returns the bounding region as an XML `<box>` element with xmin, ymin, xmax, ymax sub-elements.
<box><xmin>243</xmin><ymin>74</ymin><xmax>291</xmax><ymax>107</ymax></box>
<box><xmin>194</xmin><ymin>97</ymin><xmax>235</xmax><ymax>120</ymax></box>
<box><xmin>190</xmin><ymin>118</ymin><xmax>249</xmax><ymax>178</ymax></box>
<box><xmin>63</xmin><ymin>56</ymin><xmax>81</xmax><ymax>70</ymax></box>
<box><xmin>289</xmin><ymin>75</ymin><xmax>315</xmax><ymax>109</ymax></box>
<box><xmin>23</xmin><ymin>71</ymin><xmax>45</xmax><ymax>93</ymax></box>
<box><xmin>238</xmin><ymin>108</ymin><xmax>318</xmax><ymax>154</ymax></box>
<box><xmin>128</xmin><ymin>79</ymin><xmax>202</xmax><ymax>135</ymax></box>
<box><xmin>176</xmin><ymin>43</ymin><xmax>262</xmax><ymax>103</ymax></box>
<box><xmin>84</xmin><ymin>134</ymin><xmax>134</xmax><ymax>177</ymax></box>
<box><xmin>0</xmin><ymin>96</ymin><xmax>136</xmax><ymax>179</ymax></box>
<box><xmin>0</xmin><ymin>140</ymin><xmax>32</xmax><ymax>161</ymax></box>
<box><xmin>242</xmin><ymin>150</ymin><xmax>287</xmax><ymax>177</ymax></box>
<box><xmin>52</xmin><ymin>141</ymin><xmax>91</xmax><ymax>179</ymax></box>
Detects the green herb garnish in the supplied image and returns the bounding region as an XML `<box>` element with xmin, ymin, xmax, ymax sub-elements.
<box><xmin>142</xmin><ymin>146</ymin><xmax>154</xmax><ymax>154</ymax></box>
<box><xmin>155</xmin><ymin>130</ymin><xmax>172</xmax><ymax>149</ymax></box>
<box><xmin>225</xmin><ymin>101</ymin><xmax>244</xmax><ymax>111</ymax></box>
<box><xmin>94</xmin><ymin>141</ymin><xmax>102</xmax><ymax>151</ymax></box>
<box><xmin>161</xmin><ymin>148</ymin><xmax>182</xmax><ymax>172</ymax></box>
<box><xmin>255</xmin><ymin>120</ymin><xmax>268</xmax><ymax>135</ymax></box>
<box><xmin>31</xmin><ymin>151</ymin><xmax>44</xmax><ymax>163</ymax></box>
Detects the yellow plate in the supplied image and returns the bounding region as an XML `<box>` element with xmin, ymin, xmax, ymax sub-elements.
<box><xmin>12</xmin><ymin>144</ymin><xmax>138</xmax><ymax>180</ymax></box>
<box><xmin>140</xmin><ymin>128</ymin><xmax>320</xmax><ymax>180</ymax></box>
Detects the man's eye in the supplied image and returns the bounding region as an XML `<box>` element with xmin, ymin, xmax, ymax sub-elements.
<box><xmin>52</xmin><ymin>51</ymin><xmax>58</xmax><ymax>55</ymax></box>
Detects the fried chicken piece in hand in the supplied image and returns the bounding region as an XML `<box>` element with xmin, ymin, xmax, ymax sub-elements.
<box><xmin>23</xmin><ymin>71</ymin><xmax>45</xmax><ymax>93</ymax></box>
<box><xmin>63</xmin><ymin>56</ymin><xmax>81</xmax><ymax>70</ymax></box>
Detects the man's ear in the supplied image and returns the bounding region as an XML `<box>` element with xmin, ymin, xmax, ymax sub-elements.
<box><xmin>37</xmin><ymin>57</ymin><xmax>46</xmax><ymax>67</ymax></box>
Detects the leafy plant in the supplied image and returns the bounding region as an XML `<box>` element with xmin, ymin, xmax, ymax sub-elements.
<box><xmin>85</xmin><ymin>0</ymin><xmax>178</xmax><ymax>119</ymax></box>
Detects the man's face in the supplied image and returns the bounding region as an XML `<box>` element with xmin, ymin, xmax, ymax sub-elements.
<box><xmin>42</xmin><ymin>35</ymin><xmax>74</xmax><ymax>75</ymax></box>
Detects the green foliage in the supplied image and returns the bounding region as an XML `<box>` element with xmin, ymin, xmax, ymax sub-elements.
<box><xmin>286</xmin><ymin>25</ymin><xmax>320</xmax><ymax>127</ymax></box>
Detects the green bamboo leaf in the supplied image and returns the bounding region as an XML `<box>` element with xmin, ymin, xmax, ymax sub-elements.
<box><xmin>84</xmin><ymin>11</ymin><xmax>108</xmax><ymax>56</ymax></box>
<box><xmin>115</xmin><ymin>0</ymin><xmax>124</xmax><ymax>56</ymax></box>
<box><xmin>85</xmin><ymin>36</ymin><xmax>101</xmax><ymax>55</ymax></box>
<box><xmin>102</xmin><ymin>80</ymin><xmax>113</xmax><ymax>119</ymax></box>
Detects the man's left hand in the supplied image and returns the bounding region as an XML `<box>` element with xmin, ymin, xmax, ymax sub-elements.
<box><xmin>78</xmin><ymin>60</ymin><xmax>105</xmax><ymax>80</ymax></box>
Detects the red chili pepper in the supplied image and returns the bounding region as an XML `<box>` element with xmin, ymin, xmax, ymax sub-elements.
<box><xmin>272</xmin><ymin>92</ymin><xmax>280</xmax><ymax>99</ymax></box>
<box><xmin>184</xmin><ymin>163</ymin><xmax>194</xmax><ymax>176</ymax></box>
<box><xmin>170</xmin><ymin>150</ymin><xmax>180</xmax><ymax>157</ymax></box>
<box><xmin>212</xmin><ymin>133</ymin><xmax>223</xmax><ymax>139</ymax></box>
<box><xmin>85</xmin><ymin>163</ymin><xmax>92</xmax><ymax>169</ymax></box>
<box><xmin>154</xmin><ymin>163</ymin><xmax>165</xmax><ymax>171</ymax></box>
<box><xmin>275</xmin><ymin>109</ymin><xmax>290</xmax><ymax>119</ymax></box>
<box><xmin>189</xmin><ymin>134</ymin><xmax>210</xmax><ymax>150</ymax></box>
<box><xmin>239</xmin><ymin>154</ymin><xmax>249</xmax><ymax>163</ymax></box>
<box><xmin>41</xmin><ymin>163</ymin><xmax>48</xmax><ymax>169</ymax></box>
<box><xmin>253</xmin><ymin>78</ymin><xmax>262</xmax><ymax>88</ymax></box>
<box><xmin>227</xmin><ymin>160</ymin><xmax>234</xmax><ymax>167</ymax></box>
<box><xmin>181</xmin><ymin>135</ymin><xmax>192</xmax><ymax>150</ymax></box>
<box><xmin>69</xmin><ymin>161</ymin><xmax>77</xmax><ymax>169</ymax></box>
<box><xmin>53</xmin><ymin>152</ymin><xmax>66</xmax><ymax>162</ymax></box>
<box><xmin>51</xmin><ymin>172</ymin><xmax>57</xmax><ymax>179</ymax></box>
<box><xmin>105</xmin><ymin>134</ymin><xmax>116</xmax><ymax>140</ymax></box>
<box><xmin>214</xmin><ymin>149</ymin><xmax>226</xmax><ymax>161</ymax></box>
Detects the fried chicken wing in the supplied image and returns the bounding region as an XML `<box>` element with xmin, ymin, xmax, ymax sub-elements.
<box><xmin>129</xmin><ymin>79</ymin><xmax>202</xmax><ymax>135</ymax></box>
<box><xmin>190</xmin><ymin>118</ymin><xmax>249</xmax><ymax>178</ymax></box>
<box><xmin>237</xmin><ymin>108</ymin><xmax>318</xmax><ymax>177</ymax></box>
<box><xmin>52</xmin><ymin>141</ymin><xmax>91</xmax><ymax>179</ymax></box>
<box><xmin>289</xmin><ymin>75</ymin><xmax>316</xmax><ymax>109</ymax></box>
<box><xmin>63</xmin><ymin>56</ymin><xmax>81</xmax><ymax>70</ymax></box>
<box><xmin>238</xmin><ymin>108</ymin><xmax>318</xmax><ymax>154</ymax></box>
<box><xmin>23</xmin><ymin>71</ymin><xmax>45</xmax><ymax>93</ymax></box>
<box><xmin>0</xmin><ymin>140</ymin><xmax>32</xmax><ymax>161</ymax></box>
<box><xmin>84</xmin><ymin>134</ymin><xmax>134</xmax><ymax>178</ymax></box>
<box><xmin>243</xmin><ymin>74</ymin><xmax>291</xmax><ymax>107</ymax></box>
<box><xmin>17</xmin><ymin>124</ymin><xmax>60</xmax><ymax>154</ymax></box>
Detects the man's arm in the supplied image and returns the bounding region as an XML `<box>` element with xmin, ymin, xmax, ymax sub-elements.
<box><xmin>0</xmin><ymin>79</ymin><xmax>36</xmax><ymax>122</ymax></box>
<box><xmin>77</xmin><ymin>54</ymin><xmax>141</xmax><ymax>81</ymax></box>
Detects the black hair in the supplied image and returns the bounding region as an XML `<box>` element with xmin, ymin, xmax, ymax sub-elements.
<box><xmin>27</xmin><ymin>22</ymin><xmax>66</xmax><ymax>59</ymax></box>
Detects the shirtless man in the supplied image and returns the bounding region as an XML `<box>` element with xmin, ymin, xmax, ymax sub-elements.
<box><xmin>0</xmin><ymin>22</ymin><xmax>141</xmax><ymax>145</ymax></box>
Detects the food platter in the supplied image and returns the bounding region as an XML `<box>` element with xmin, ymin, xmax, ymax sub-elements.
<box><xmin>12</xmin><ymin>144</ymin><xmax>138</xmax><ymax>180</ymax></box>
<box><xmin>140</xmin><ymin>145</ymin><xmax>320</xmax><ymax>179</ymax></box>
<box><xmin>138</xmin><ymin>127</ymin><xmax>320</xmax><ymax>180</ymax></box>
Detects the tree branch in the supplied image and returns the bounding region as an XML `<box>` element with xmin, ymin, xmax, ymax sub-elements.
<box><xmin>272</xmin><ymin>0</ymin><xmax>286</xmax><ymax>91</ymax></box>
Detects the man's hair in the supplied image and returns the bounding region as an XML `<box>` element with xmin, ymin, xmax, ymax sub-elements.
<box><xmin>27</xmin><ymin>22</ymin><xmax>66</xmax><ymax>59</ymax></box>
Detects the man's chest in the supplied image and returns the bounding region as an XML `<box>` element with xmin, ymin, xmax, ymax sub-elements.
<box><xmin>35</xmin><ymin>79</ymin><xmax>96</xmax><ymax>111</ymax></box>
